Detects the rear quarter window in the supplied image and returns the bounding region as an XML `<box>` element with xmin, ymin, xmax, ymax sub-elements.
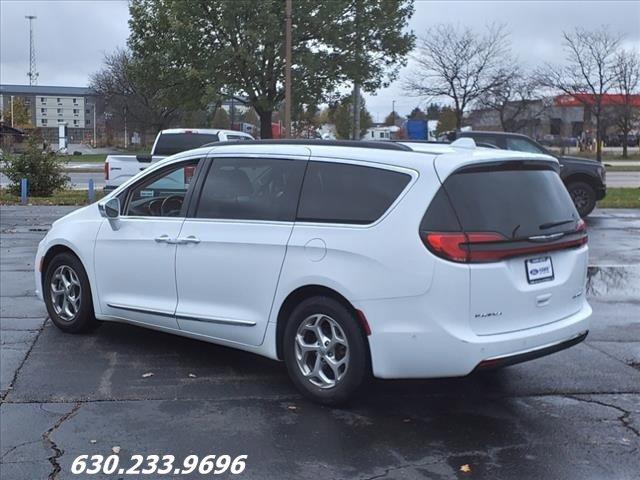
<box><xmin>297</xmin><ymin>161</ymin><xmax>411</xmax><ymax>224</ymax></box>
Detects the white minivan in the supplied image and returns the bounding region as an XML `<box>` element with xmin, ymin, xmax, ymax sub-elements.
<box><xmin>35</xmin><ymin>140</ymin><xmax>591</xmax><ymax>404</ymax></box>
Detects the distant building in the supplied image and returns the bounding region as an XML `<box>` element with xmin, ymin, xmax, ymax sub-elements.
<box><xmin>363</xmin><ymin>124</ymin><xmax>397</xmax><ymax>141</ymax></box>
<box><xmin>467</xmin><ymin>94</ymin><xmax>640</xmax><ymax>142</ymax></box>
<box><xmin>0</xmin><ymin>84</ymin><xmax>103</xmax><ymax>144</ymax></box>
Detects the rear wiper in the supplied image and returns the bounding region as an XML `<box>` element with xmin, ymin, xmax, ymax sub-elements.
<box><xmin>539</xmin><ymin>219</ymin><xmax>574</xmax><ymax>230</ymax></box>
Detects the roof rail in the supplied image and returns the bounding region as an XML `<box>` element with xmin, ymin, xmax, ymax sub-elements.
<box><xmin>205</xmin><ymin>139</ymin><xmax>413</xmax><ymax>151</ymax></box>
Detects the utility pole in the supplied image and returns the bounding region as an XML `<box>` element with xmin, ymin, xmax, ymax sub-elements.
<box><xmin>392</xmin><ymin>100</ymin><xmax>396</xmax><ymax>126</ymax></box>
<box><xmin>25</xmin><ymin>16</ymin><xmax>38</xmax><ymax>85</ymax></box>
<box><xmin>93</xmin><ymin>104</ymin><xmax>97</xmax><ymax>148</ymax></box>
<box><xmin>351</xmin><ymin>0</ymin><xmax>362</xmax><ymax>140</ymax></box>
<box><xmin>10</xmin><ymin>96</ymin><xmax>15</xmax><ymax>127</ymax></box>
<box><xmin>284</xmin><ymin>0</ymin><xmax>292</xmax><ymax>138</ymax></box>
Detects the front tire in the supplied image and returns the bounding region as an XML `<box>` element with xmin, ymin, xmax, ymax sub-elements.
<box><xmin>283</xmin><ymin>296</ymin><xmax>369</xmax><ymax>405</ymax></box>
<box><xmin>567</xmin><ymin>181</ymin><xmax>596</xmax><ymax>217</ymax></box>
<box><xmin>43</xmin><ymin>252</ymin><xmax>98</xmax><ymax>333</ymax></box>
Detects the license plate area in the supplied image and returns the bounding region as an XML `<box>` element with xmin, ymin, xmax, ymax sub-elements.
<box><xmin>526</xmin><ymin>256</ymin><xmax>554</xmax><ymax>284</ymax></box>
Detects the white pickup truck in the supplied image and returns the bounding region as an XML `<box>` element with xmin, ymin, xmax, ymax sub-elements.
<box><xmin>104</xmin><ymin>128</ymin><xmax>254</xmax><ymax>191</ymax></box>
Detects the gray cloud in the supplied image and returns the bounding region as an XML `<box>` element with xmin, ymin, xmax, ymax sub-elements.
<box><xmin>2</xmin><ymin>0</ymin><xmax>638</xmax><ymax>120</ymax></box>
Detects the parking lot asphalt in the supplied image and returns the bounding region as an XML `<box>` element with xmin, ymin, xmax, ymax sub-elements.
<box><xmin>1</xmin><ymin>206</ymin><xmax>638</xmax><ymax>480</ymax></box>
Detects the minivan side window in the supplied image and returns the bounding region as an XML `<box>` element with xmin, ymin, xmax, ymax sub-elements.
<box><xmin>195</xmin><ymin>157</ymin><xmax>306</xmax><ymax>221</ymax></box>
<box><xmin>505</xmin><ymin>137</ymin><xmax>546</xmax><ymax>154</ymax></box>
<box><xmin>297</xmin><ymin>162</ymin><xmax>411</xmax><ymax>224</ymax></box>
<box><xmin>125</xmin><ymin>160</ymin><xmax>200</xmax><ymax>217</ymax></box>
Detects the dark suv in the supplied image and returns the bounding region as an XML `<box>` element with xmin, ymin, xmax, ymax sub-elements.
<box><xmin>451</xmin><ymin>131</ymin><xmax>606</xmax><ymax>217</ymax></box>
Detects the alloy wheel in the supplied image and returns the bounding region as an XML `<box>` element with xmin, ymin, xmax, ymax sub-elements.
<box><xmin>294</xmin><ymin>314</ymin><xmax>350</xmax><ymax>389</ymax></box>
<box><xmin>50</xmin><ymin>265</ymin><xmax>82</xmax><ymax>321</ymax></box>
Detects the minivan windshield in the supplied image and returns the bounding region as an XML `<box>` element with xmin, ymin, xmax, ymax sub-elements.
<box><xmin>154</xmin><ymin>133</ymin><xmax>220</xmax><ymax>156</ymax></box>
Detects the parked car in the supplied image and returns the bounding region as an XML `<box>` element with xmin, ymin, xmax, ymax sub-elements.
<box><xmin>104</xmin><ymin>128</ymin><xmax>254</xmax><ymax>191</ymax></box>
<box><xmin>35</xmin><ymin>140</ymin><xmax>590</xmax><ymax>405</ymax></box>
<box><xmin>449</xmin><ymin>131</ymin><xmax>606</xmax><ymax>217</ymax></box>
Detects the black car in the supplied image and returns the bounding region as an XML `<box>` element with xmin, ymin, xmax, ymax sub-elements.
<box><xmin>451</xmin><ymin>131</ymin><xmax>606</xmax><ymax>217</ymax></box>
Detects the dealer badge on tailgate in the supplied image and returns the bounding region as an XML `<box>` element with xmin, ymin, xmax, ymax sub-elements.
<box><xmin>526</xmin><ymin>256</ymin><xmax>554</xmax><ymax>284</ymax></box>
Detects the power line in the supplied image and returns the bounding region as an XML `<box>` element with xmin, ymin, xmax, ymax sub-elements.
<box><xmin>25</xmin><ymin>15</ymin><xmax>38</xmax><ymax>86</ymax></box>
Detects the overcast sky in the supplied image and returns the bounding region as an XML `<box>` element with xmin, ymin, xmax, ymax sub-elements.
<box><xmin>1</xmin><ymin>0</ymin><xmax>639</xmax><ymax>121</ymax></box>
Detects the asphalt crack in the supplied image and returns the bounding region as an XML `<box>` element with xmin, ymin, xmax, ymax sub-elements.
<box><xmin>568</xmin><ymin>395</ymin><xmax>640</xmax><ymax>438</ymax></box>
<box><xmin>1</xmin><ymin>318</ymin><xmax>46</xmax><ymax>401</ymax></box>
<box><xmin>42</xmin><ymin>401</ymin><xmax>82</xmax><ymax>480</ymax></box>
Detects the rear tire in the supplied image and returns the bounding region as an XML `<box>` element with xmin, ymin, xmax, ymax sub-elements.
<box><xmin>567</xmin><ymin>181</ymin><xmax>596</xmax><ymax>217</ymax></box>
<box><xmin>43</xmin><ymin>252</ymin><xmax>98</xmax><ymax>333</ymax></box>
<box><xmin>283</xmin><ymin>296</ymin><xmax>369</xmax><ymax>405</ymax></box>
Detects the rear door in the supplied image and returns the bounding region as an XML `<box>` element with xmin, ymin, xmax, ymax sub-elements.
<box><xmin>429</xmin><ymin>159</ymin><xmax>588</xmax><ymax>335</ymax></box>
<box><xmin>174</xmin><ymin>152</ymin><xmax>308</xmax><ymax>346</ymax></box>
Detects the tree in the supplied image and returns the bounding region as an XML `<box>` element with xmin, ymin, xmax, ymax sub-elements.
<box><xmin>90</xmin><ymin>48</ymin><xmax>189</xmax><ymax>133</ymax></box>
<box><xmin>479</xmin><ymin>69</ymin><xmax>548</xmax><ymax>132</ymax></box>
<box><xmin>611</xmin><ymin>48</ymin><xmax>640</xmax><ymax>158</ymax></box>
<box><xmin>329</xmin><ymin>0</ymin><xmax>415</xmax><ymax>138</ymax></box>
<box><xmin>408</xmin><ymin>107</ymin><xmax>427</xmax><ymax>120</ymax></box>
<box><xmin>538</xmin><ymin>27</ymin><xmax>622</xmax><ymax>162</ymax></box>
<box><xmin>128</xmin><ymin>0</ymin><xmax>414</xmax><ymax>139</ymax></box>
<box><xmin>3</xmin><ymin>133</ymin><xmax>68</xmax><ymax>196</ymax></box>
<box><xmin>435</xmin><ymin>106</ymin><xmax>457</xmax><ymax>136</ymax></box>
<box><xmin>404</xmin><ymin>23</ymin><xmax>511</xmax><ymax>129</ymax></box>
<box><xmin>2</xmin><ymin>97</ymin><xmax>32</xmax><ymax>129</ymax></box>
<box><xmin>384</xmin><ymin>111</ymin><xmax>401</xmax><ymax>126</ymax></box>
<box><xmin>426</xmin><ymin>103</ymin><xmax>441</xmax><ymax>120</ymax></box>
<box><xmin>211</xmin><ymin>107</ymin><xmax>231</xmax><ymax>129</ymax></box>
<box><xmin>331</xmin><ymin>97</ymin><xmax>373</xmax><ymax>139</ymax></box>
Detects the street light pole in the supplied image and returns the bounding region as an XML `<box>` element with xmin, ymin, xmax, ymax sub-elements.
<box><xmin>93</xmin><ymin>103</ymin><xmax>97</xmax><ymax>147</ymax></box>
<box><xmin>284</xmin><ymin>0</ymin><xmax>292</xmax><ymax>138</ymax></box>
<box><xmin>10</xmin><ymin>95</ymin><xmax>14</xmax><ymax>127</ymax></box>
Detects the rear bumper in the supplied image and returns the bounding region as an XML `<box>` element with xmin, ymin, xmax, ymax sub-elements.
<box><xmin>473</xmin><ymin>330</ymin><xmax>588</xmax><ymax>371</ymax></box>
<box><xmin>363</xmin><ymin>299</ymin><xmax>592</xmax><ymax>379</ymax></box>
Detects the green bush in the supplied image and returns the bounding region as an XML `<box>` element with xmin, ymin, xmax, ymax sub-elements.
<box><xmin>3</xmin><ymin>134</ymin><xmax>69</xmax><ymax>196</ymax></box>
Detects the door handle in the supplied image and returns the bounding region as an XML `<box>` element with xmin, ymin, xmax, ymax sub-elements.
<box><xmin>177</xmin><ymin>235</ymin><xmax>200</xmax><ymax>244</ymax></box>
<box><xmin>155</xmin><ymin>234</ymin><xmax>172</xmax><ymax>243</ymax></box>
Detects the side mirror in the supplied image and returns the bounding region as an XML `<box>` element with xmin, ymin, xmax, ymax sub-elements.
<box><xmin>98</xmin><ymin>197</ymin><xmax>120</xmax><ymax>219</ymax></box>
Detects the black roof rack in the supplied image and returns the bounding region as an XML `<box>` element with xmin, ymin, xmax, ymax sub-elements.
<box><xmin>203</xmin><ymin>139</ymin><xmax>412</xmax><ymax>151</ymax></box>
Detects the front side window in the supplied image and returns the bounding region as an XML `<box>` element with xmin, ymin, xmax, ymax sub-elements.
<box><xmin>196</xmin><ymin>157</ymin><xmax>306</xmax><ymax>221</ymax></box>
<box><xmin>297</xmin><ymin>162</ymin><xmax>411</xmax><ymax>224</ymax></box>
<box><xmin>125</xmin><ymin>160</ymin><xmax>200</xmax><ymax>217</ymax></box>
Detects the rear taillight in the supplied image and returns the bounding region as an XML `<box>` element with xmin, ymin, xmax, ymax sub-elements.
<box><xmin>423</xmin><ymin>232</ymin><xmax>503</xmax><ymax>263</ymax></box>
<box><xmin>423</xmin><ymin>229</ymin><xmax>587</xmax><ymax>263</ymax></box>
<box><xmin>104</xmin><ymin>161</ymin><xmax>109</xmax><ymax>181</ymax></box>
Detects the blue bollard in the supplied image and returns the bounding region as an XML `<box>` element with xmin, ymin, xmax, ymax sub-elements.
<box><xmin>20</xmin><ymin>178</ymin><xmax>28</xmax><ymax>205</ymax></box>
<box><xmin>88</xmin><ymin>179</ymin><xmax>95</xmax><ymax>203</ymax></box>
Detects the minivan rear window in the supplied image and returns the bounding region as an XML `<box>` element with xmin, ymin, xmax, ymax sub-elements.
<box><xmin>297</xmin><ymin>162</ymin><xmax>411</xmax><ymax>224</ymax></box>
<box><xmin>154</xmin><ymin>133</ymin><xmax>220</xmax><ymax>156</ymax></box>
<box><xmin>423</xmin><ymin>163</ymin><xmax>578</xmax><ymax>239</ymax></box>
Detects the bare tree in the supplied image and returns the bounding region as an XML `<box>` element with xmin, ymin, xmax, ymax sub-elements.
<box><xmin>538</xmin><ymin>27</ymin><xmax>622</xmax><ymax>162</ymax></box>
<box><xmin>90</xmin><ymin>48</ymin><xmax>182</xmax><ymax>134</ymax></box>
<box><xmin>611</xmin><ymin>48</ymin><xmax>640</xmax><ymax>158</ymax></box>
<box><xmin>404</xmin><ymin>23</ymin><xmax>511</xmax><ymax>129</ymax></box>
<box><xmin>479</xmin><ymin>69</ymin><xmax>549</xmax><ymax>133</ymax></box>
